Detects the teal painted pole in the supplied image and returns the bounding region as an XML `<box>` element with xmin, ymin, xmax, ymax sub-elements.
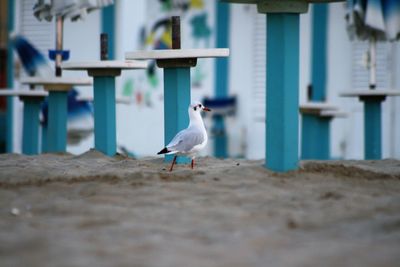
<box><xmin>310</xmin><ymin>4</ymin><xmax>328</xmax><ymax>101</ymax></box>
<box><xmin>213</xmin><ymin>1</ymin><xmax>230</xmax><ymax>158</ymax></box>
<box><xmin>6</xmin><ymin>0</ymin><xmax>15</xmax><ymax>153</ymax></box>
<box><xmin>301</xmin><ymin>115</ymin><xmax>330</xmax><ymax>159</ymax></box>
<box><xmin>93</xmin><ymin>76</ymin><xmax>116</xmax><ymax>156</ymax></box>
<box><xmin>363</xmin><ymin>98</ymin><xmax>383</xmax><ymax>159</ymax></box>
<box><xmin>164</xmin><ymin>67</ymin><xmax>191</xmax><ymax>163</ymax></box>
<box><xmin>47</xmin><ymin>91</ymin><xmax>68</xmax><ymax>152</ymax></box>
<box><xmin>266</xmin><ymin>14</ymin><xmax>299</xmax><ymax>172</ymax></box>
<box><xmin>22</xmin><ymin>98</ymin><xmax>42</xmax><ymax>155</ymax></box>
<box><xmin>41</xmin><ymin>124</ymin><xmax>48</xmax><ymax>153</ymax></box>
<box><xmin>301</xmin><ymin>4</ymin><xmax>330</xmax><ymax>160</ymax></box>
<box><xmin>214</xmin><ymin>116</ymin><xmax>227</xmax><ymax>158</ymax></box>
<box><xmin>101</xmin><ymin>5</ymin><xmax>115</xmax><ymax>60</ymax></box>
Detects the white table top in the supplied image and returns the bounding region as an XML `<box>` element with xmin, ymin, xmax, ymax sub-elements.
<box><xmin>76</xmin><ymin>95</ymin><xmax>132</xmax><ymax>104</ymax></box>
<box><xmin>299</xmin><ymin>102</ymin><xmax>338</xmax><ymax>111</ymax></box>
<box><xmin>62</xmin><ymin>60</ymin><xmax>148</xmax><ymax>70</ymax></box>
<box><xmin>125</xmin><ymin>48</ymin><xmax>229</xmax><ymax>60</ymax></box>
<box><xmin>320</xmin><ymin>110</ymin><xmax>347</xmax><ymax>118</ymax></box>
<box><xmin>340</xmin><ymin>90</ymin><xmax>400</xmax><ymax>97</ymax></box>
<box><xmin>299</xmin><ymin>102</ymin><xmax>341</xmax><ymax>116</ymax></box>
<box><xmin>0</xmin><ymin>90</ymin><xmax>48</xmax><ymax>97</ymax></box>
<box><xmin>21</xmin><ymin>77</ymin><xmax>93</xmax><ymax>86</ymax></box>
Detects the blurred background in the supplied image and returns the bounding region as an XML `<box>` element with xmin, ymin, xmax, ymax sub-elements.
<box><xmin>1</xmin><ymin>0</ymin><xmax>400</xmax><ymax>160</ymax></box>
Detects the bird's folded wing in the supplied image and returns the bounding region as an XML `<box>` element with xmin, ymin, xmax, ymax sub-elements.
<box><xmin>167</xmin><ymin>128</ymin><xmax>204</xmax><ymax>152</ymax></box>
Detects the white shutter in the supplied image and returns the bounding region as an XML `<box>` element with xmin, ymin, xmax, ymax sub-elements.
<box><xmin>20</xmin><ymin>0</ymin><xmax>54</xmax><ymax>58</ymax></box>
<box><xmin>252</xmin><ymin>9</ymin><xmax>266</xmax><ymax>122</ymax></box>
<box><xmin>351</xmin><ymin>40</ymin><xmax>389</xmax><ymax>89</ymax></box>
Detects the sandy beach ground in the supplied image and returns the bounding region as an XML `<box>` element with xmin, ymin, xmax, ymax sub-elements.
<box><xmin>0</xmin><ymin>150</ymin><xmax>399</xmax><ymax>267</ymax></box>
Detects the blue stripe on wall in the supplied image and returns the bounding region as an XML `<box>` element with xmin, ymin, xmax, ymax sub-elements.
<box><xmin>6</xmin><ymin>0</ymin><xmax>15</xmax><ymax>153</ymax></box>
<box><xmin>311</xmin><ymin>3</ymin><xmax>328</xmax><ymax>101</ymax></box>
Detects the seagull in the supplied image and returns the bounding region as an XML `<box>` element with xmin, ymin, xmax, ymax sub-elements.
<box><xmin>157</xmin><ymin>102</ymin><xmax>211</xmax><ymax>171</ymax></box>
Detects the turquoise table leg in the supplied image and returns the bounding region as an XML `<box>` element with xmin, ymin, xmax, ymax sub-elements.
<box><xmin>47</xmin><ymin>91</ymin><xmax>68</xmax><ymax>152</ymax></box>
<box><xmin>301</xmin><ymin>114</ymin><xmax>330</xmax><ymax>160</ymax></box>
<box><xmin>22</xmin><ymin>98</ymin><xmax>42</xmax><ymax>155</ymax></box>
<box><xmin>266</xmin><ymin>13</ymin><xmax>300</xmax><ymax>172</ymax></box>
<box><xmin>41</xmin><ymin>124</ymin><xmax>48</xmax><ymax>153</ymax></box>
<box><xmin>311</xmin><ymin>4</ymin><xmax>328</xmax><ymax>102</ymax></box>
<box><xmin>6</xmin><ymin>0</ymin><xmax>15</xmax><ymax>153</ymax></box>
<box><xmin>363</xmin><ymin>98</ymin><xmax>383</xmax><ymax>159</ymax></box>
<box><xmin>301</xmin><ymin>4</ymin><xmax>331</xmax><ymax>160</ymax></box>
<box><xmin>213</xmin><ymin>1</ymin><xmax>230</xmax><ymax>158</ymax></box>
<box><xmin>164</xmin><ymin>67</ymin><xmax>191</xmax><ymax>163</ymax></box>
<box><xmin>93</xmin><ymin>76</ymin><xmax>116</xmax><ymax>156</ymax></box>
<box><xmin>213</xmin><ymin>115</ymin><xmax>227</xmax><ymax>158</ymax></box>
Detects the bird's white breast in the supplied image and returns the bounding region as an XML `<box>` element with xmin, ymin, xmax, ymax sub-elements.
<box><xmin>189</xmin><ymin>130</ymin><xmax>207</xmax><ymax>154</ymax></box>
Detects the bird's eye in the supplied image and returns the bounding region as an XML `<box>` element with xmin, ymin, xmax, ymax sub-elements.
<box><xmin>198</xmin><ymin>104</ymin><xmax>201</xmax><ymax>108</ymax></box>
<box><xmin>194</xmin><ymin>107</ymin><xmax>197</xmax><ymax>111</ymax></box>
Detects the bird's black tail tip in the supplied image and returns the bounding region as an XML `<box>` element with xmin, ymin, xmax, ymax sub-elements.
<box><xmin>157</xmin><ymin>147</ymin><xmax>170</xmax><ymax>155</ymax></box>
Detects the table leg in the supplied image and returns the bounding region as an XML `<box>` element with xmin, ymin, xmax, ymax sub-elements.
<box><xmin>266</xmin><ymin>13</ymin><xmax>300</xmax><ymax>172</ymax></box>
<box><xmin>22</xmin><ymin>98</ymin><xmax>42</xmax><ymax>155</ymax></box>
<box><xmin>364</xmin><ymin>98</ymin><xmax>383</xmax><ymax>159</ymax></box>
<box><xmin>41</xmin><ymin>124</ymin><xmax>48</xmax><ymax>153</ymax></box>
<box><xmin>164</xmin><ymin>67</ymin><xmax>191</xmax><ymax>163</ymax></box>
<box><xmin>301</xmin><ymin>114</ymin><xmax>330</xmax><ymax>160</ymax></box>
<box><xmin>47</xmin><ymin>91</ymin><xmax>68</xmax><ymax>152</ymax></box>
<box><xmin>213</xmin><ymin>115</ymin><xmax>227</xmax><ymax>158</ymax></box>
<box><xmin>93</xmin><ymin>76</ymin><xmax>116</xmax><ymax>156</ymax></box>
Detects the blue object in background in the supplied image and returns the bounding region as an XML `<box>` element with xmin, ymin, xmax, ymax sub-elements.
<box><xmin>213</xmin><ymin>1</ymin><xmax>230</xmax><ymax>158</ymax></box>
<box><xmin>301</xmin><ymin>3</ymin><xmax>332</xmax><ymax>160</ymax></box>
<box><xmin>310</xmin><ymin>4</ymin><xmax>328</xmax><ymax>102</ymax></box>
<box><xmin>41</xmin><ymin>89</ymin><xmax>93</xmax><ymax>152</ymax></box>
<box><xmin>363</xmin><ymin>96</ymin><xmax>385</xmax><ymax>159</ymax></box>
<box><xmin>6</xmin><ymin>0</ymin><xmax>15</xmax><ymax>153</ymax></box>
<box><xmin>41</xmin><ymin>89</ymin><xmax>93</xmax><ymax>127</ymax></box>
<box><xmin>0</xmin><ymin>112</ymin><xmax>6</xmax><ymax>152</ymax></box>
<box><xmin>49</xmin><ymin>50</ymin><xmax>70</xmax><ymax>61</ymax></box>
<box><xmin>12</xmin><ymin>35</ymin><xmax>50</xmax><ymax>76</ymax></box>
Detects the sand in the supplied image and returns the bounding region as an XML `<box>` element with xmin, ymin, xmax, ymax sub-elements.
<box><xmin>0</xmin><ymin>150</ymin><xmax>399</xmax><ymax>267</ymax></box>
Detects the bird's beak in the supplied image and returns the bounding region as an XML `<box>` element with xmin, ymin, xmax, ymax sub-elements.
<box><xmin>202</xmin><ymin>107</ymin><xmax>211</xmax><ymax>112</ymax></box>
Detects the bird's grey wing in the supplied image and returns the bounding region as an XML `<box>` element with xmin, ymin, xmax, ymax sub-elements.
<box><xmin>167</xmin><ymin>128</ymin><xmax>204</xmax><ymax>152</ymax></box>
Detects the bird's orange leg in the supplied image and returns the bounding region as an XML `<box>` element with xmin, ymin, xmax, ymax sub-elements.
<box><xmin>191</xmin><ymin>159</ymin><xmax>195</xmax><ymax>169</ymax></box>
<box><xmin>169</xmin><ymin>155</ymin><xmax>177</xmax><ymax>172</ymax></box>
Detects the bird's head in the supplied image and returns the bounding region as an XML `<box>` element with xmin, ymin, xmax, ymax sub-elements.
<box><xmin>188</xmin><ymin>102</ymin><xmax>211</xmax><ymax>122</ymax></box>
<box><xmin>189</xmin><ymin>102</ymin><xmax>211</xmax><ymax>114</ymax></box>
